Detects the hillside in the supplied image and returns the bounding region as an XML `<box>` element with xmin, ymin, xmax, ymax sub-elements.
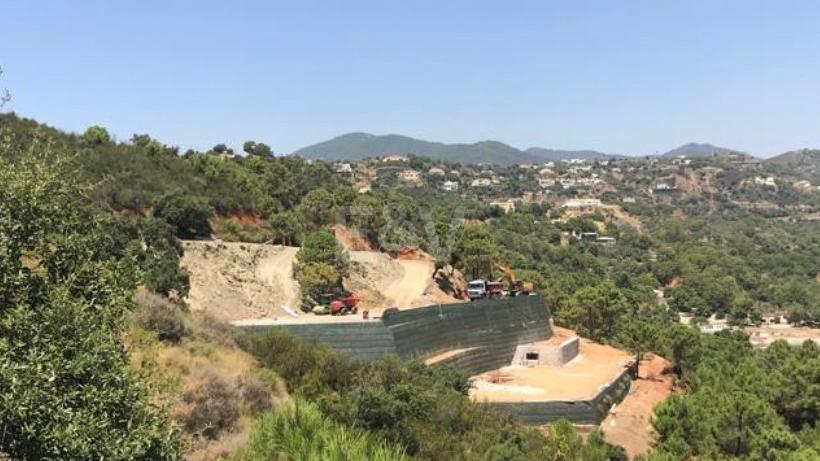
<box><xmin>294</xmin><ymin>132</ymin><xmax>540</xmax><ymax>165</ymax></box>
<box><xmin>661</xmin><ymin>142</ymin><xmax>750</xmax><ymax>158</ymax></box>
<box><xmin>765</xmin><ymin>148</ymin><xmax>820</xmax><ymax>183</ymax></box>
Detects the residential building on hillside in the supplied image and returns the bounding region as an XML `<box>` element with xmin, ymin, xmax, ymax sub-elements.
<box><xmin>427</xmin><ymin>167</ymin><xmax>446</xmax><ymax>176</ymax></box>
<box><xmin>399</xmin><ymin>169</ymin><xmax>422</xmax><ymax>183</ymax></box>
<box><xmin>471</xmin><ymin>178</ymin><xmax>492</xmax><ymax>187</ymax></box>
<box><xmin>382</xmin><ymin>155</ymin><xmax>408</xmax><ymax>163</ymax></box>
<box><xmin>442</xmin><ymin>180</ymin><xmax>459</xmax><ymax>192</ymax></box>
<box><xmin>562</xmin><ymin>198</ymin><xmax>602</xmax><ymax>209</ymax></box>
<box><xmin>490</xmin><ymin>200</ymin><xmax>516</xmax><ymax>214</ymax></box>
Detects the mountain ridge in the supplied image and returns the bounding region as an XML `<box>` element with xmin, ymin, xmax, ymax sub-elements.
<box><xmin>293</xmin><ymin>132</ymin><xmax>621</xmax><ymax>165</ymax></box>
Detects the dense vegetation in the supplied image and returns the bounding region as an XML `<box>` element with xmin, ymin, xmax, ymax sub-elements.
<box><xmin>0</xmin><ymin>140</ymin><xmax>181</xmax><ymax>459</ymax></box>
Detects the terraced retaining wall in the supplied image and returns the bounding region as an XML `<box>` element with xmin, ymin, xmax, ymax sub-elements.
<box><xmin>239</xmin><ymin>295</ymin><xmax>551</xmax><ymax>371</ymax></box>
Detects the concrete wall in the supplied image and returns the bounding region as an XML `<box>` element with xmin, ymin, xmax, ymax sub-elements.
<box><xmin>511</xmin><ymin>337</ymin><xmax>580</xmax><ymax>367</ymax></box>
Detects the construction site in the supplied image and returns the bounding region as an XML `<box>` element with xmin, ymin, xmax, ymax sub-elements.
<box><xmin>182</xmin><ymin>240</ymin><xmax>669</xmax><ymax>455</ymax></box>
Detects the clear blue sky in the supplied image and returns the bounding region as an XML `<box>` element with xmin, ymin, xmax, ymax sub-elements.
<box><xmin>2</xmin><ymin>1</ymin><xmax>819</xmax><ymax>157</ymax></box>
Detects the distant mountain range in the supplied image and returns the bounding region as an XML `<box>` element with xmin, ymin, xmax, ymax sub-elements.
<box><xmin>293</xmin><ymin>133</ymin><xmax>619</xmax><ymax>165</ymax></box>
<box><xmin>294</xmin><ymin>133</ymin><xmax>771</xmax><ymax>165</ymax></box>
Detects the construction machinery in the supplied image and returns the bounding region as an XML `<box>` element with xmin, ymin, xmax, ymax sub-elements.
<box><xmin>492</xmin><ymin>260</ymin><xmax>534</xmax><ymax>296</ymax></box>
<box><xmin>467</xmin><ymin>280</ymin><xmax>505</xmax><ymax>300</ymax></box>
<box><xmin>309</xmin><ymin>293</ymin><xmax>360</xmax><ymax>315</ymax></box>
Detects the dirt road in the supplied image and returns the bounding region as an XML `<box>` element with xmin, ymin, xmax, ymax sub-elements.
<box><xmin>601</xmin><ymin>355</ymin><xmax>672</xmax><ymax>459</ymax></box>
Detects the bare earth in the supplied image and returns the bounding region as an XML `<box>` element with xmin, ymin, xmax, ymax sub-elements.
<box><xmin>181</xmin><ymin>241</ymin><xmax>459</xmax><ymax>323</ymax></box>
<box><xmin>470</xmin><ymin>335</ymin><xmax>634</xmax><ymax>403</ymax></box>
<box><xmin>601</xmin><ymin>355</ymin><xmax>673</xmax><ymax>459</ymax></box>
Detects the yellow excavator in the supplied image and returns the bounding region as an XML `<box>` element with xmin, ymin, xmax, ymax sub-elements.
<box><xmin>492</xmin><ymin>260</ymin><xmax>534</xmax><ymax>296</ymax></box>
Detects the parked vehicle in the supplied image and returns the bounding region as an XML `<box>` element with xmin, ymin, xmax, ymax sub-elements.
<box><xmin>467</xmin><ymin>280</ymin><xmax>504</xmax><ymax>300</ymax></box>
<box><xmin>309</xmin><ymin>293</ymin><xmax>360</xmax><ymax>315</ymax></box>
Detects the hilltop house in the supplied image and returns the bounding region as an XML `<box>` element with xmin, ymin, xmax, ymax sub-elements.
<box><xmin>399</xmin><ymin>169</ymin><xmax>422</xmax><ymax>183</ymax></box>
<box><xmin>471</xmin><ymin>178</ymin><xmax>492</xmax><ymax>188</ymax></box>
<box><xmin>382</xmin><ymin>155</ymin><xmax>408</xmax><ymax>163</ymax></box>
<box><xmin>427</xmin><ymin>167</ymin><xmax>446</xmax><ymax>176</ymax></box>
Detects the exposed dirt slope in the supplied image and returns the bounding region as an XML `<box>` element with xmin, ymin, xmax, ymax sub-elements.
<box><xmin>182</xmin><ymin>242</ymin><xmax>301</xmax><ymax>321</ymax></box>
<box><xmin>182</xmin><ymin>241</ymin><xmax>460</xmax><ymax>322</ymax></box>
<box><xmin>601</xmin><ymin>354</ymin><xmax>673</xmax><ymax>459</ymax></box>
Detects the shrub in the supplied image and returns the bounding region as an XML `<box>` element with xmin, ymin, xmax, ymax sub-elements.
<box><xmin>153</xmin><ymin>190</ymin><xmax>214</xmax><ymax>239</ymax></box>
<box><xmin>235</xmin><ymin>373</ymin><xmax>274</xmax><ymax>416</ymax></box>
<box><xmin>175</xmin><ymin>370</ymin><xmax>239</xmax><ymax>440</ymax></box>
<box><xmin>134</xmin><ymin>292</ymin><xmax>188</xmax><ymax>344</ymax></box>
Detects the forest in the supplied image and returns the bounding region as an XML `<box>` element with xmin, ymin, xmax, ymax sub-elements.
<box><xmin>0</xmin><ymin>112</ymin><xmax>818</xmax><ymax>460</ymax></box>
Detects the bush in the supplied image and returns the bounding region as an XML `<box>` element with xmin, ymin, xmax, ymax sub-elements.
<box><xmin>134</xmin><ymin>292</ymin><xmax>188</xmax><ymax>344</ymax></box>
<box><xmin>153</xmin><ymin>190</ymin><xmax>214</xmax><ymax>239</ymax></box>
<box><xmin>235</xmin><ymin>400</ymin><xmax>408</xmax><ymax>461</ymax></box>
<box><xmin>235</xmin><ymin>373</ymin><xmax>274</xmax><ymax>416</ymax></box>
<box><xmin>175</xmin><ymin>370</ymin><xmax>239</xmax><ymax>440</ymax></box>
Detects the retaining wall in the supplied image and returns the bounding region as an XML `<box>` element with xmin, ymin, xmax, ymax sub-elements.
<box><xmin>385</xmin><ymin>295</ymin><xmax>553</xmax><ymax>375</ymax></box>
<box><xmin>238</xmin><ymin>296</ymin><xmax>636</xmax><ymax>425</ymax></box>
<box><xmin>239</xmin><ymin>322</ymin><xmax>396</xmax><ymax>361</ymax></box>
<box><xmin>238</xmin><ymin>295</ymin><xmax>551</xmax><ymax>372</ymax></box>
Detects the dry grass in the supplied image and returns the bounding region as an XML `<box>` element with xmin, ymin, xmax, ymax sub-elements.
<box><xmin>127</xmin><ymin>299</ymin><xmax>289</xmax><ymax>461</ymax></box>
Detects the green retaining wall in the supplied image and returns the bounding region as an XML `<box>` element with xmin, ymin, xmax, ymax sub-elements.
<box><xmin>238</xmin><ymin>295</ymin><xmax>551</xmax><ymax>369</ymax></box>
<box><xmin>239</xmin><ymin>322</ymin><xmax>397</xmax><ymax>361</ymax></box>
<box><xmin>384</xmin><ymin>295</ymin><xmax>552</xmax><ymax>374</ymax></box>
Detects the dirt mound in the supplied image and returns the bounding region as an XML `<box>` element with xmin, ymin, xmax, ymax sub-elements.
<box><xmin>182</xmin><ymin>241</ymin><xmax>461</xmax><ymax>322</ymax></box>
<box><xmin>182</xmin><ymin>242</ymin><xmax>301</xmax><ymax>321</ymax></box>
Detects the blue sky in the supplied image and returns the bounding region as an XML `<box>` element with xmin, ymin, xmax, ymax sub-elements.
<box><xmin>2</xmin><ymin>1</ymin><xmax>819</xmax><ymax>157</ymax></box>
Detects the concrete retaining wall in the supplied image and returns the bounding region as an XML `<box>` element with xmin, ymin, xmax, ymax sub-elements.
<box><xmin>238</xmin><ymin>296</ymin><xmax>637</xmax><ymax>425</ymax></box>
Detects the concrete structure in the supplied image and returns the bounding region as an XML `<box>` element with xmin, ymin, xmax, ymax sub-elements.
<box><xmin>382</xmin><ymin>155</ymin><xmax>408</xmax><ymax>163</ymax></box>
<box><xmin>427</xmin><ymin>167</ymin><xmax>445</xmax><ymax>176</ymax></box>
<box><xmin>239</xmin><ymin>296</ymin><xmax>637</xmax><ymax>426</ymax></box>
<box><xmin>512</xmin><ymin>337</ymin><xmax>579</xmax><ymax>367</ymax></box>
<box><xmin>471</xmin><ymin>178</ymin><xmax>492</xmax><ymax>187</ymax></box>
